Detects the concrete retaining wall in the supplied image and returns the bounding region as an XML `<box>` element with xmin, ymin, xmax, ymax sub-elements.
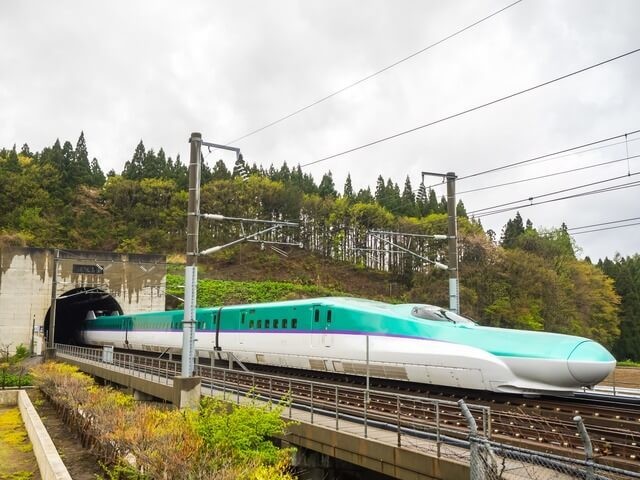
<box><xmin>0</xmin><ymin>389</ymin><xmax>19</xmax><ymax>406</ymax></box>
<box><xmin>17</xmin><ymin>390</ymin><xmax>72</xmax><ymax>480</ymax></box>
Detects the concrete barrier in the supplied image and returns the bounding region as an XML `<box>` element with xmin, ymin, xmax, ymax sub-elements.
<box><xmin>17</xmin><ymin>390</ymin><xmax>72</xmax><ymax>480</ymax></box>
<box><xmin>0</xmin><ymin>389</ymin><xmax>19</xmax><ymax>406</ymax></box>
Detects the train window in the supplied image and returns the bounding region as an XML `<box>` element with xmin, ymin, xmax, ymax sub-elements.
<box><xmin>249</xmin><ymin>320</ymin><xmax>254</xmax><ymax>329</ymax></box>
<box><xmin>257</xmin><ymin>320</ymin><xmax>262</xmax><ymax>328</ymax></box>
<box><xmin>411</xmin><ymin>306</ymin><xmax>476</xmax><ymax>325</ymax></box>
<box><xmin>273</xmin><ymin>319</ymin><xmax>279</xmax><ymax>329</ymax></box>
<box><xmin>292</xmin><ymin>318</ymin><xmax>298</xmax><ymax>329</ymax></box>
<box><xmin>282</xmin><ymin>319</ymin><xmax>288</xmax><ymax>328</ymax></box>
<box><xmin>327</xmin><ymin>310</ymin><xmax>332</xmax><ymax>323</ymax></box>
<box><xmin>265</xmin><ymin>319</ymin><xmax>270</xmax><ymax>328</ymax></box>
<box><xmin>213</xmin><ymin>313</ymin><xmax>217</xmax><ymax>324</ymax></box>
<box><xmin>314</xmin><ymin>310</ymin><xmax>320</xmax><ymax>322</ymax></box>
<box><xmin>241</xmin><ymin>313</ymin><xmax>246</xmax><ymax>324</ymax></box>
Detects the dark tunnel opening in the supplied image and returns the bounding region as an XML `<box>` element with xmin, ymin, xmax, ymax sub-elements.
<box><xmin>44</xmin><ymin>288</ymin><xmax>123</xmax><ymax>345</ymax></box>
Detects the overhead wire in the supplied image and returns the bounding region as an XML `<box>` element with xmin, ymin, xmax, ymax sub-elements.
<box><xmin>459</xmin><ymin>131</ymin><xmax>640</xmax><ymax>183</ymax></box>
<box><xmin>458</xmin><ymin>153</ymin><xmax>640</xmax><ymax>195</ymax></box>
<box><xmin>568</xmin><ymin>216</ymin><xmax>640</xmax><ymax>231</ymax></box>
<box><xmin>423</xmin><ymin>132</ymin><xmax>640</xmax><ymax>190</ymax></box>
<box><xmin>300</xmin><ymin>47</ymin><xmax>640</xmax><ymax>168</ymax></box>
<box><xmin>221</xmin><ymin>0</ymin><xmax>525</xmax><ymax>147</ymax></box>
<box><xmin>569</xmin><ymin>221</ymin><xmax>640</xmax><ymax>236</ymax></box>
<box><xmin>471</xmin><ymin>177</ymin><xmax>640</xmax><ymax>218</ymax></box>
<box><xmin>469</xmin><ymin>173</ymin><xmax>639</xmax><ymax>215</ymax></box>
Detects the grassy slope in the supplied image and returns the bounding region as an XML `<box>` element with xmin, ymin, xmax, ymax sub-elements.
<box><xmin>167</xmin><ymin>244</ymin><xmax>409</xmax><ymax>308</ymax></box>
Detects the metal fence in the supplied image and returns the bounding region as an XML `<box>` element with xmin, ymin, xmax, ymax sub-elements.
<box><xmin>55</xmin><ymin>344</ymin><xmax>640</xmax><ymax>479</ymax></box>
<box><xmin>459</xmin><ymin>400</ymin><xmax>640</xmax><ymax>480</ymax></box>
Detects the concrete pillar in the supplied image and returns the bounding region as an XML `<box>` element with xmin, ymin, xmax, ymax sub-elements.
<box><xmin>173</xmin><ymin>376</ymin><xmax>201</xmax><ymax>409</ymax></box>
<box><xmin>43</xmin><ymin>348</ymin><xmax>56</xmax><ymax>361</ymax></box>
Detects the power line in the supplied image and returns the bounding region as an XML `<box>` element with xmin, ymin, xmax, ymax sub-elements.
<box><xmin>472</xmin><ymin>178</ymin><xmax>640</xmax><ymax>218</ymax></box>
<box><xmin>570</xmin><ymin>221</ymin><xmax>640</xmax><ymax>236</ymax></box>
<box><xmin>458</xmin><ymin>153</ymin><xmax>640</xmax><ymax>195</ymax></box>
<box><xmin>300</xmin><ymin>47</ymin><xmax>640</xmax><ymax>168</ymax></box>
<box><xmin>568</xmin><ymin>216</ymin><xmax>640</xmax><ymax>231</ymax></box>
<box><xmin>469</xmin><ymin>173</ymin><xmax>639</xmax><ymax>215</ymax></box>
<box><xmin>458</xmin><ymin>131</ymin><xmax>640</xmax><ymax>182</ymax></box>
<box><xmin>222</xmin><ymin>0</ymin><xmax>524</xmax><ymax>147</ymax></box>
<box><xmin>423</xmin><ymin>132</ymin><xmax>640</xmax><ymax>190</ymax></box>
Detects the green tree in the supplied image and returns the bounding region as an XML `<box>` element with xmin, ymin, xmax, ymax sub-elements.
<box><xmin>600</xmin><ymin>255</ymin><xmax>640</xmax><ymax>360</ymax></box>
<box><xmin>73</xmin><ymin>131</ymin><xmax>93</xmax><ymax>185</ymax></box>
<box><xmin>355</xmin><ymin>187</ymin><xmax>374</xmax><ymax>203</ymax></box>
<box><xmin>343</xmin><ymin>173</ymin><xmax>354</xmax><ymax>200</ymax></box>
<box><xmin>122</xmin><ymin>140</ymin><xmax>146</xmax><ymax>180</ymax></box>
<box><xmin>400</xmin><ymin>176</ymin><xmax>415</xmax><ymax>216</ymax></box>
<box><xmin>318</xmin><ymin>171</ymin><xmax>337</xmax><ymax>198</ymax></box>
<box><xmin>501</xmin><ymin>212</ymin><xmax>525</xmax><ymax>249</ymax></box>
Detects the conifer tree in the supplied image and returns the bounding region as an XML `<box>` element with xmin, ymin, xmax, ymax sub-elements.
<box><xmin>74</xmin><ymin>131</ymin><xmax>93</xmax><ymax>185</ymax></box>
<box><xmin>343</xmin><ymin>173</ymin><xmax>354</xmax><ymax>200</ymax></box>
<box><xmin>318</xmin><ymin>171</ymin><xmax>337</xmax><ymax>198</ymax></box>
<box><xmin>427</xmin><ymin>189</ymin><xmax>439</xmax><ymax>214</ymax></box>
<box><xmin>456</xmin><ymin>200</ymin><xmax>467</xmax><ymax>218</ymax></box>
<box><xmin>356</xmin><ymin>187</ymin><xmax>374</xmax><ymax>203</ymax></box>
<box><xmin>123</xmin><ymin>140</ymin><xmax>146</xmax><ymax>180</ymax></box>
<box><xmin>400</xmin><ymin>176</ymin><xmax>415</xmax><ymax>216</ymax></box>
<box><xmin>501</xmin><ymin>212</ymin><xmax>525</xmax><ymax>248</ymax></box>
<box><xmin>90</xmin><ymin>158</ymin><xmax>106</xmax><ymax>187</ymax></box>
<box><xmin>416</xmin><ymin>182</ymin><xmax>427</xmax><ymax>216</ymax></box>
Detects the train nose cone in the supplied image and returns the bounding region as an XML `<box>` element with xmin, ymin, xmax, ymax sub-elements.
<box><xmin>567</xmin><ymin>341</ymin><xmax>616</xmax><ymax>386</ymax></box>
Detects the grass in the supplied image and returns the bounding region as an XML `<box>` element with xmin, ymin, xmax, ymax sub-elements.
<box><xmin>617</xmin><ymin>360</ymin><xmax>640</xmax><ymax>367</ymax></box>
<box><xmin>0</xmin><ymin>408</ymin><xmax>35</xmax><ymax>480</ymax></box>
<box><xmin>166</xmin><ymin>274</ymin><xmax>347</xmax><ymax>308</ymax></box>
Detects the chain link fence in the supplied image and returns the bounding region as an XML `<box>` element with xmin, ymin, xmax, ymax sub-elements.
<box><xmin>459</xmin><ymin>400</ymin><xmax>640</xmax><ymax>480</ymax></box>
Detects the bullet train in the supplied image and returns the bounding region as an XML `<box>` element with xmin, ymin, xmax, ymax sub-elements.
<box><xmin>82</xmin><ymin>297</ymin><xmax>616</xmax><ymax>394</ymax></box>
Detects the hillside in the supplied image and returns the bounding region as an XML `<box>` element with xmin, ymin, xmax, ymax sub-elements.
<box><xmin>167</xmin><ymin>244</ymin><xmax>411</xmax><ymax>309</ymax></box>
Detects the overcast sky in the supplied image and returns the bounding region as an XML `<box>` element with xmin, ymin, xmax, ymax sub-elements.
<box><xmin>1</xmin><ymin>0</ymin><xmax>639</xmax><ymax>260</ymax></box>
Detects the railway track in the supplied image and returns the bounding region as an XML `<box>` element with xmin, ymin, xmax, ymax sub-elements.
<box><xmin>201</xmin><ymin>360</ymin><xmax>640</xmax><ymax>471</ymax></box>
<box><xmin>107</xmin><ymin>347</ymin><xmax>640</xmax><ymax>471</ymax></box>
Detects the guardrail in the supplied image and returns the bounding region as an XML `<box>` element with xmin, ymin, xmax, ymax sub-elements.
<box><xmin>56</xmin><ymin>344</ymin><xmax>181</xmax><ymax>385</ymax></box>
<box><xmin>55</xmin><ymin>343</ymin><xmax>490</xmax><ymax>458</ymax></box>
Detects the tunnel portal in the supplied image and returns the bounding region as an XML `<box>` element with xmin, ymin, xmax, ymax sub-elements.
<box><xmin>44</xmin><ymin>288</ymin><xmax>123</xmax><ymax>345</ymax></box>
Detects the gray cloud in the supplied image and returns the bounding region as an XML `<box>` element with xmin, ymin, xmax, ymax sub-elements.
<box><xmin>1</xmin><ymin>0</ymin><xmax>639</xmax><ymax>260</ymax></box>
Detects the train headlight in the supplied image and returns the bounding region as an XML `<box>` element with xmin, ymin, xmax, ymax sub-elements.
<box><xmin>567</xmin><ymin>341</ymin><xmax>616</xmax><ymax>385</ymax></box>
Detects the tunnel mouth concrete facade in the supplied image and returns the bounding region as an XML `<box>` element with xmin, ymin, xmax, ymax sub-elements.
<box><xmin>44</xmin><ymin>288</ymin><xmax>122</xmax><ymax>345</ymax></box>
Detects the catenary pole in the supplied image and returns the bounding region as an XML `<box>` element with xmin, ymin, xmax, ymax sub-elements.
<box><xmin>421</xmin><ymin>171</ymin><xmax>460</xmax><ymax>313</ymax></box>
<box><xmin>446</xmin><ymin>172</ymin><xmax>460</xmax><ymax>313</ymax></box>
<box><xmin>182</xmin><ymin>132</ymin><xmax>202</xmax><ymax>377</ymax></box>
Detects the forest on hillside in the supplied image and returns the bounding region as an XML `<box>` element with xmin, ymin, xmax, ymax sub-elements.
<box><xmin>1</xmin><ymin>134</ymin><xmax>639</xmax><ymax>360</ymax></box>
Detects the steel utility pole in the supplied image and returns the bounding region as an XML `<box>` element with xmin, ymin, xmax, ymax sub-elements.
<box><xmin>182</xmin><ymin>134</ymin><xmax>244</xmax><ymax>377</ymax></box>
<box><xmin>182</xmin><ymin>132</ymin><xmax>202</xmax><ymax>377</ymax></box>
<box><xmin>445</xmin><ymin>172</ymin><xmax>459</xmax><ymax>314</ymax></box>
<box><xmin>421</xmin><ymin>171</ymin><xmax>459</xmax><ymax>313</ymax></box>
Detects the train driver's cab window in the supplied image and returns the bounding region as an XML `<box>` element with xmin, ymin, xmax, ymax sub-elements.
<box><xmin>249</xmin><ymin>320</ymin><xmax>255</xmax><ymax>329</ymax></box>
<box><xmin>257</xmin><ymin>320</ymin><xmax>262</xmax><ymax>328</ymax></box>
<box><xmin>273</xmin><ymin>319</ymin><xmax>279</xmax><ymax>329</ymax></box>
<box><xmin>411</xmin><ymin>306</ymin><xmax>476</xmax><ymax>325</ymax></box>
<box><xmin>282</xmin><ymin>319</ymin><xmax>288</xmax><ymax>328</ymax></box>
<box><xmin>292</xmin><ymin>318</ymin><xmax>298</xmax><ymax>329</ymax></box>
<box><xmin>265</xmin><ymin>319</ymin><xmax>270</xmax><ymax>328</ymax></box>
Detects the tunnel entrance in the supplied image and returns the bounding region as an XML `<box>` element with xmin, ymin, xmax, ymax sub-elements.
<box><xmin>44</xmin><ymin>288</ymin><xmax>123</xmax><ymax>345</ymax></box>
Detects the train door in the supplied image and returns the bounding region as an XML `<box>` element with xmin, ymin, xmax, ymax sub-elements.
<box><xmin>122</xmin><ymin>316</ymin><xmax>132</xmax><ymax>348</ymax></box>
<box><xmin>311</xmin><ymin>305</ymin><xmax>333</xmax><ymax>348</ymax></box>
